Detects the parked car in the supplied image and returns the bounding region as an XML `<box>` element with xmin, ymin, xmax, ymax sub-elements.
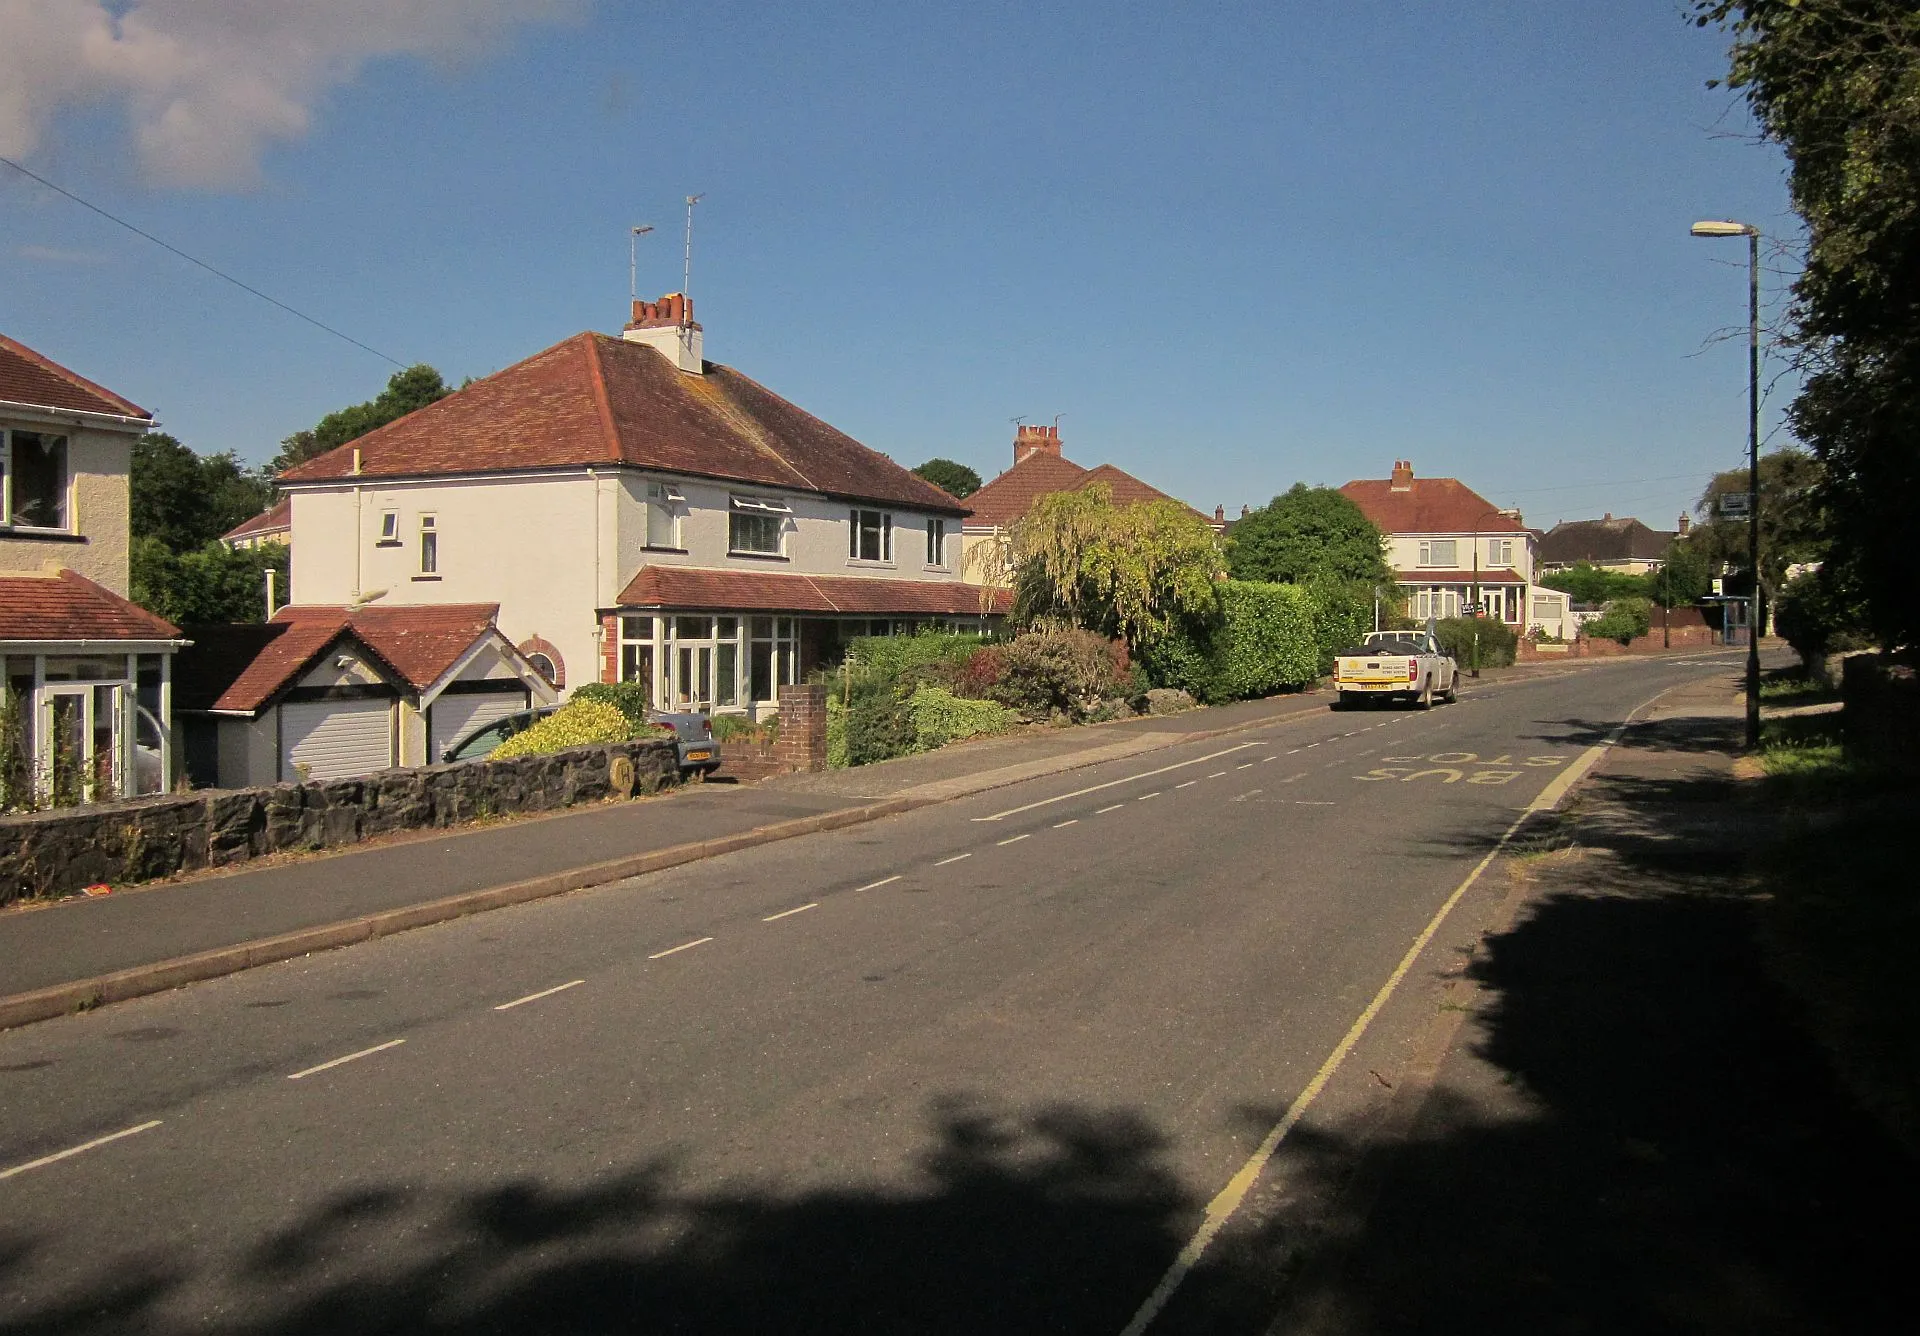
<box><xmin>1331</xmin><ymin>629</ymin><xmax>1459</xmax><ymax>710</ymax></box>
<box><xmin>441</xmin><ymin>705</ymin><xmax>722</xmax><ymax>776</ymax></box>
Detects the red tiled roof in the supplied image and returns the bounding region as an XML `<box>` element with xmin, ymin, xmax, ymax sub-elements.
<box><xmin>178</xmin><ymin>603</ymin><xmax>502</xmax><ymax>714</ymax></box>
<box><xmin>616</xmin><ymin>566</ymin><xmax>1011</xmax><ymax>616</ymax></box>
<box><xmin>0</xmin><ymin>334</ymin><xmax>150</xmax><ymax>420</ymax></box>
<box><xmin>221</xmin><ymin>497</ymin><xmax>291</xmax><ymax>542</ymax></box>
<box><xmin>962</xmin><ymin>452</ymin><xmax>1211</xmax><ymax>531</ymax></box>
<box><xmin>1340</xmin><ymin>475</ymin><xmax>1523</xmax><ymax>536</ymax></box>
<box><xmin>275</xmin><ymin>332</ymin><xmax>966</xmax><ymax>515</ymax></box>
<box><xmin>1538</xmin><ymin>516</ymin><xmax>1674</xmax><ymax>566</ymax></box>
<box><xmin>0</xmin><ymin>569</ymin><xmax>180</xmax><ymax>641</ymax></box>
<box><xmin>1393</xmin><ymin>568</ymin><xmax>1527</xmax><ymax>585</ymax></box>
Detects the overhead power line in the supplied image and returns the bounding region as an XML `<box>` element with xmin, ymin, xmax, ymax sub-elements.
<box><xmin>2</xmin><ymin>154</ymin><xmax>406</xmax><ymax>369</ymax></box>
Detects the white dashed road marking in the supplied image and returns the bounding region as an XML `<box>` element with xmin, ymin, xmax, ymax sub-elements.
<box><xmin>996</xmin><ymin>834</ymin><xmax>1031</xmax><ymax>846</ymax></box>
<box><xmin>934</xmin><ymin>853</ymin><xmax>973</xmax><ymax>866</ymax></box>
<box><xmin>287</xmin><ymin>1039</ymin><xmax>405</xmax><ymax>1081</ymax></box>
<box><xmin>648</xmin><ymin>937</ymin><xmax>714</xmax><ymax>960</ymax></box>
<box><xmin>0</xmin><ymin>1121</ymin><xmax>161</xmax><ymax>1181</ymax></box>
<box><xmin>762</xmin><ymin>903</ymin><xmax>819</xmax><ymax>922</ymax></box>
<box><xmin>495</xmin><ymin>980</ymin><xmax>585</xmax><ymax>1011</ymax></box>
<box><xmin>854</xmin><ymin>875</ymin><xmax>901</xmax><ymax>892</ymax></box>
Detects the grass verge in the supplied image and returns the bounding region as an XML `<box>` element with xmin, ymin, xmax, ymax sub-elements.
<box><xmin>1753</xmin><ymin>709</ymin><xmax>1920</xmax><ymax>1157</ymax></box>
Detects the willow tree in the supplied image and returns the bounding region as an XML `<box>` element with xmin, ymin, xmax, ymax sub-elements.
<box><xmin>970</xmin><ymin>484</ymin><xmax>1224</xmax><ymax>646</ymax></box>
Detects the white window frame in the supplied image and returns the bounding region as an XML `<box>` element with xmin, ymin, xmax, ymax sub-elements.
<box><xmin>378</xmin><ymin>509</ymin><xmax>399</xmax><ymax>543</ymax></box>
<box><xmin>646</xmin><ymin>480</ymin><xmax>684</xmax><ymax>549</ymax></box>
<box><xmin>1418</xmin><ymin>538</ymin><xmax>1458</xmax><ymax>568</ymax></box>
<box><xmin>1487</xmin><ymin>537</ymin><xmax>1514</xmax><ymax>567</ymax></box>
<box><xmin>0</xmin><ymin>426</ymin><xmax>73</xmax><ymax>533</ymax></box>
<box><xmin>849</xmin><ymin>508</ymin><xmax>893</xmax><ymax>563</ymax></box>
<box><xmin>729</xmin><ymin>495</ymin><xmax>789</xmax><ymax>556</ymax></box>
<box><xmin>418</xmin><ymin>513</ymin><xmax>438</xmax><ymax>574</ymax></box>
<box><xmin>925</xmin><ymin>518</ymin><xmax>947</xmax><ymax>568</ymax></box>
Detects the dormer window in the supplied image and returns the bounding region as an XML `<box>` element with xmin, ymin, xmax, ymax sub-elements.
<box><xmin>729</xmin><ymin>495</ymin><xmax>788</xmax><ymax>556</ymax></box>
<box><xmin>1</xmin><ymin>428</ymin><xmax>70</xmax><ymax>531</ymax></box>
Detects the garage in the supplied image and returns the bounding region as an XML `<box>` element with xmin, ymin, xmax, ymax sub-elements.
<box><xmin>280</xmin><ymin>697</ymin><xmax>393</xmax><ymax>782</ymax></box>
<box><xmin>429</xmin><ymin>690</ymin><xmax>527</xmax><ymax>763</ymax></box>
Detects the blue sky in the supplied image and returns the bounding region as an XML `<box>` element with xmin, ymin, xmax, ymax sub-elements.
<box><xmin>2</xmin><ymin>1</ymin><xmax>1792</xmax><ymax>529</ymax></box>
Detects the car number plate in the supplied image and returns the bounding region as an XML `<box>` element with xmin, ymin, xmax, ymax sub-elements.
<box><xmin>684</xmin><ymin>749</ymin><xmax>712</xmax><ymax>761</ymax></box>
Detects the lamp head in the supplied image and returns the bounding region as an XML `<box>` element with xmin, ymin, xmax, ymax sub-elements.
<box><xmin>1690</xmin><ymin>220</ymin><xmax>1756</xmax><ymax>238</ymax></box>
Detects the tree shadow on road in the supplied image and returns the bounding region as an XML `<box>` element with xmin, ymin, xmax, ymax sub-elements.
<box><xmin>0</xmin><ymin>1096</ymin><xmax>1198</xmax><ymax>1335</ymax></box>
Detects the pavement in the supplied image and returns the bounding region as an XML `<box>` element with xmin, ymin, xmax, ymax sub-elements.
<box><xmin>1258</xmin><ymin>662</ymin><xmax>1920</xmax><ymax>1335</ymax></box>
<box><xmin>0</xmin><ymin>650</ymin><xmax>1756</xmax><ymax>1333</ymax></box>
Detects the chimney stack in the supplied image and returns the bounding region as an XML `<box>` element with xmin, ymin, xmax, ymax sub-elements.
<box><xmin>1389</xmin><ymin>459</ymin><xmax>1414</xmax><ymax>492</ymax></box>
<box><xmin>1214</xmin><ymin>504</ymin><xmax>1225</xmax><ymax>522</ymax></box>
<box><xmin>1677</xmin><ymin>512</ymin><xmax>1691</xmax><ymax>536</ymax></box>
<box><xmin>1014</xmin><ymin>423</ymin><xmax>1063</xmax><ymax>465</ymax></box>
<box><xmin>1241</xmin><ymin>504</ymin><xmax>1250</xmax><ymax>518</ymax></box>
<box><xmin>622</xmin><ymin>292</ymin><xmax>704</xmax><ymax>373</ymax></box>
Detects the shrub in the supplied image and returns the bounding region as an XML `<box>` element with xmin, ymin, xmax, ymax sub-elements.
<box><xmin>826</xmin><ymin>695</ymin><xmax>849</xmax><ymax>768</ymax></box>
<box><xmin>1775</xmin><ymin>566</ymin><xmax>1873</xmax><ymax>665</ymax></box>
<box><xmin>708</xmin><ymin>714</ymin><xmax>776</xmax><ymax>745</ymax></box>
<box><xmin>991</xmin><ymin>628</ymin><xmax>1128</xmax><ymax>720</ymax></box>
<box><xmin>1209</xmin><ymin>581</ymin><xmax>1319</xmax><ymax>699</ymax></box>
<box><xmin>491</xmin><ymin>698</ymin><xmax>633</xmax><ymax>758</ymax></box>
<box><xmin>908</xmin><ymin>686</ymin><xmax>1014</xmax><ymax>750</ymax></box>
<box><xmin>571</xmin><ymin>681</ymin><xmax>652</xmax><ymax>732</ymax></box>
<box><xmin>1435</xmin><ymin>616</ymin><xmax>1519</xmax><ymax>668</ymax></box>
<box><xmin>953</xmin><ymin>644</ymin><xmax>1009</xmax><ymax>699</ymax></box>
<box><xmin>844</xmin><ymin>683</ymin><xmax>916</xmax><ymax>766</ymax></box>
<box><xmin>844</xmin><ymin>631</ymin><xmax>992</xmax><ymax>680</ymax></box>
<box><xmin>1136</xmin><ymin>620</ymin><xmax>1219</xmax><ymax>701</ymax></box>
<box><xmin>1305</xmin><ymin>579</ymin><xmax>1375</xmax><ymax>676</ymax></box>
<box><xmin>1583</xmin><ymin>597</ymin><xmax>1653</xmax><ymax>646</ymax></box>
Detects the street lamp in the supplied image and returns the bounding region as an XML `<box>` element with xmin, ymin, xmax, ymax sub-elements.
<box><xmin>1690</xmin><ymin>218</ymin><xmax>1762</xmax><ymax>751</ymax></box>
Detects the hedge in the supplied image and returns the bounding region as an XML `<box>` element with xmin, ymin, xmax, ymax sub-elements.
<box><xmin>1435</xmin><ymin>616</ymin><xmax>1518</xmax><ymax>668</ymax></box>
<box><xmin>491</xmin><ymin>698</ymin><xmax>632</xmax><ymax>758</ymax></box>
<box><xmin>1210</xmin><ymin>581</ymin><xmax>1320</xmax><ymax>699</ymax></box>
<box><xmin>909</xmin><ymin>685</ymin><xmax>1014</xmax><ymax>749</ymax></box>
<box><xmin>844</xmin><ymin>631</ymin><xmax>992</xmax><ymax>680</ymax></box>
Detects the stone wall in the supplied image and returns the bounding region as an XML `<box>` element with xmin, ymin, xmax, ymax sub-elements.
<box><xmin>0</xmin><ymin>739</ymin><xmax>679</xmax><ymax>905</ymax></box>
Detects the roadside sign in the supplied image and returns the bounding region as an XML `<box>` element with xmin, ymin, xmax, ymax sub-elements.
<box><xmin>1717</xmin><ymin>493</ymin><xmax>1751</xmax><ymax>520</ymax></box>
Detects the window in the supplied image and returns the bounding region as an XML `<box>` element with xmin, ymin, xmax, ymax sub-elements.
<box><xmin>1417</xmin><ymin>539</ymin><xmax>1457</xmax><ymax>567</ymax></box>
<box><xmin>527</xmin><ymin>652</ymin><xmax>557</xmax><ymax>685</ymax></box>
<box><xmin>729</xmin><ymin>495</ymin><xmax>788</xmax><ymax>555</ymax></box>
<box><xmin>378</xmin><ymin>510</ymin><xmax>399</xmax><ymax>544</ymax></box>
<box><xmin>646</xmin><ymin>481</ymin><xmax>682</xmax><ymax>548</ymax></box>
<box><xmin>926</xmin><ymin>518</ymin><xmax>947</xmax><ymax>566</ymax></box>
<box><xmin>849</xmin><ymin>508</ymin><xmax>893</xmax><ymax>562</ymax></box>
<box><xmin>1487</xmin><ymin>538</ymin><xmax>1513</xmax><ymax>567</ymax></box>
<box><xmin>1</xmin><ymin>429</ymin><xmax>70</xmax><ymax>530</ymax></box>
<box><xmin>748</xmin><ymin>615</ymin><xmax>797</xmax><ymax>703</ymax></box>
<box><xmin>419</xmin><ymin>514</ymin><xmax>438</xmax><ymax>574</ymax></box>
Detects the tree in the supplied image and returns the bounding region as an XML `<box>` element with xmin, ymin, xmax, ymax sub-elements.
<box><xmin>267</xmin><ymin>364</ymin><xmax>452</xmax><ymax>476</ymax></box>
<box><xmin>913</xmin><ymin>458</ymin><xmax>983</xmax><ymax>499</ymax></box>
<box><xmin>970</xmin><ymin>484</ymin><xmax>1224</xmax><ymax>647</ymax></box>
<box><xmin>131</xmin><ymin>433</ymin><xmax>272</xmax><ymax>552</ymax></box>
<box><xmin>1687</xmin><ymin>447</ymin><xmax>1828</xmax><ymax>604</ymax></box>
<box><xmin>1693</xmin><ymin>0</ymin><xmax>1920</xmax><ymax>648</ymax></box>
<box><xmin>131</xmin><ymin>537</ymin><xmax>288</xmax><ymax>626</ymax></box>
<box><xmin>1227</xmin><ymin>484</ymin><xmax>1392</xmax><ymax>587</ymax></box>
<box><xmin>1646</xmin><ymin>539</ymin><xmax>1713</xmax><ymax>647</ymax></box>
<box><xmin>1540</xmin><ymin>562</ymin><xmax>1651</xmax><ymax>606</ymax></box>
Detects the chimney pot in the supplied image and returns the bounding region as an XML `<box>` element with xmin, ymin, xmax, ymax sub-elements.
<box><xmin>1241</xmin><ymin>504</ymin><xmax>1250</xmax><ymax>517</ymax></box>
<box><xmin>1389</xmin><ymin>459</ymin><xmax>1414</xmax><ymax>492</ymax></box>
<box><xmin>1215</xmin><ymin>504</ymin><xmax>1225</xmax><ymax>522</ymax></box>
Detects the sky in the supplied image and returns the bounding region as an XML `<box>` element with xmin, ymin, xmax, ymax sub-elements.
<box><xmin>1</xmin><ymin>0</ymin><xmax>1795</xmax><ymax>531</ymax></box>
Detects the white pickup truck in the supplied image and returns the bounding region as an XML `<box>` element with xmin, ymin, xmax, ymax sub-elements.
<box><xmin>1332</xmin><ymin>630</ymin><xmax>1459</xmax><ymax>710</ymax></box>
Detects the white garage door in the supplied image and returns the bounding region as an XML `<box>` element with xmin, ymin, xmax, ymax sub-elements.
<box><xmin>430</xmin><ymin>692</ymin><xmax>526</xmax><ymax>762</ymax></box>
<box><xmin>280</xmin><ymin>698</ymin><xmax>393</xmax><ymax>783</ymax></box>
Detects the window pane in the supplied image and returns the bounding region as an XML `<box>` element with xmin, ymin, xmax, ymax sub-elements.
<box><xmin>716</xmin><ymin>617</ymin><xmax>738</xmax><ymax>638</ymax></box>
<box><xmin>421</xmin><ymin>530</ymin><xmax>438</xmax><ymax>573</ymax></box>
<box><xmin>621</xmin><ymin>615</ymin><xmax>651</xmax><ymax>640</ymax></box>
<box><xmin>647</xmin><ymin>498</ymin><xmax>675</xmax><ymax>546</ymax></box>
<box><xmin>716</xmin><ymin>643</ymin><xmax>738</xmax><ymax>706</ymax></box>
<box><xmin>730</xmin><ymin>511</ymin><xmax>781</xmax><ymax>554</ymax></box>
<box><xmin>751</xmin><ymin>616</ymin><xmax>773</xmax><ymax>638</ymax></box>
<box><xmin>9</xmin><ymin>431</ymin><xmax>68</xmax><ymax>528</ymax></box>
<box><xmin>750</xmin><ymin>641</ymin><xmax>773</xmax><ymax>701</ymax></box>
<box><xmin>881</xmin><ymin>512</ymin><xmax>892</xmax><ymax>561</ymax></box>
<box><xmin>621</xmin><ymin>645</ymin><xmax>654</xmax><ymax>698</ymax></box>
<box><xmin>675</xmin><ymin>616</ymin><xmax>712</xmax><ymax>640</ymax></box>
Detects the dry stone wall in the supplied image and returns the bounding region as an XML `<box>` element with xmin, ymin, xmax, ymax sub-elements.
<box><xmin>0</xmin><ymin>739</ymin><xmax>679</xmax><ymax>905</ymax></box>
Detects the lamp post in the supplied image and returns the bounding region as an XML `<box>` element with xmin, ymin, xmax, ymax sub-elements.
<box><xmin>1690</xmin><ymin>219</ymin><xmax>1762</xmax><ymax>750</ymax></box>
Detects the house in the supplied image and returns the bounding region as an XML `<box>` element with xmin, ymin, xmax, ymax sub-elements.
<box><xmin>1</xmin><ymin>334</ymin><xmax>186</xmax><ymax>806</ymax></box>
<box><xmin>1339</xmin><ymin>460</ymin><xmax>1537</xmax><ymax>628</ymax></box>
<box><xmin>275</xmin><ymin>294</ymin><xmax>1004</xmax><ymax>717</ymax></box>
<box><xmin>1537</xmin><ymin>513</ymin><xmax>1679</xmax><ymax>575</ymax></box>
<box><xmin>221</xmin><ymin>496</ymin><xmax>291</xmax><ymax>552</ymax></box>
<box><xmin>171</xmin><ymin>603</ymin><xmax>556</xmax><ymax>786</ymax></box>
<box><xmin>958</xmin><ymin>424</ymin><xmax>1223</xmax><ymax>582</ymax></box>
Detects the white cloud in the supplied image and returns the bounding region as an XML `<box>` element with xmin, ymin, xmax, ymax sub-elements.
<box><xmin>17</xmin><ymin>244</ymin><xmax>111</xmax><ymax>263</ymax></box>
<box><xmin>0</xmin><ymin>0</ymin><xmax>580</xmax><ymax>188</ymax></box>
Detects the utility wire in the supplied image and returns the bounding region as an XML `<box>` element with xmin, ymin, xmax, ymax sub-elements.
<box><xmin>2</xmin><ymin>154</ymin><xmax>406</xmax><ymax>369</ymax></box>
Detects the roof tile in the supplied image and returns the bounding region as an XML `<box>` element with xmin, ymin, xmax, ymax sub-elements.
<box><xmin>0</xmin><ymin>569</ymin><xmax>180</xmax><ymax>641</ymax></box>
<box><xmin>276</xmin><ymin>332</ymin><xmax>965</xmax><ymax>514</ymax></box>
<box><xmin>220</xmin><ymin>497</ymin><xmax>291</xmax><ymax>543</ymax></box>
<box><xmin>617</xmin><ymin>566</ymin><xmax>1010</xmax><ymax>616</ymax></box>
<box><xmin>0</xmin><ymin>334</ymin><xmax>150</xmax><ymax>420</ymax></box>
<box><xmin>1340</xmin><ymin>476</ymin><xmax>1524</xmax><ymax>535</ymax></box>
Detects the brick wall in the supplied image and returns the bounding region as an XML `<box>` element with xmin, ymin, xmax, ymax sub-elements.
<box><xmin>773</xmin><ymin>684</ymin><xmax>829</xmax><ymax>773</ymax></box>
<box><xmin>600</xmin><ymin>613</ymin><xmax>619</xmax><ymax>684</ymax></box>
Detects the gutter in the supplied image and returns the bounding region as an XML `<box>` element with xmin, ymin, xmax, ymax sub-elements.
<box><xmin>0</xmin><ymin>399</ymin><xmax>156</xmax><ymax>431</ymax></box>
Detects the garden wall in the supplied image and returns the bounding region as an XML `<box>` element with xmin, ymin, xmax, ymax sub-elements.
<box><xmin>1516</xmin><ymin>608</ymin><xmax>1718</xmax><ymax>660</ymax></box>
<box><xmin>0</xmin><ymin>739</ymin><xmax>680</xmax><ymax>905</ymax></box>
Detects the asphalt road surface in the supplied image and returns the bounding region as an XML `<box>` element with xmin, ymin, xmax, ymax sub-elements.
<box><xmin>0</xmin><ymin>653</ymin><xmax>1741</xmax><ymax>1334</ymax></box>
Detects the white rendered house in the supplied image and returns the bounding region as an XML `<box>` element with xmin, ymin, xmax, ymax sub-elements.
<box><xmin>278</xmin><ymin>295</ymin><xmax>1002</xmax><ymax>716</ymax></box>
<box><xmin>1340</xmin><ymin>460</ymin><xmax>1539</xmax><ymax>628</ymax></box>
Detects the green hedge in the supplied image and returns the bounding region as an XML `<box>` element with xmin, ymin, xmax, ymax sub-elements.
<box><xmin>1211</xmin><ymin>581</ymin><xmax>1319</xmax><ymax>698</ymax></box>
<box><xmin>491</xmin><ymin>698</ymin><xmax>632</xmax><ymax>758</ymax></box>
<box><xmin>1435</xmin><ymin>616</ymin><xmax>1518</xmax><ymax>669</ymax></box>
<box><xmin>1583</xmin><ymin>597</ymin><xmax>1652</xmax><ymax>646</ymax></box>
<box><xmin>571</xmin><ymin>681</ymin><xmax>652</xmax><ymax>731</ymax></box>
<box><xmin>844</xmin><ymin>631</ymin><xmax>993</xmax><ymax>680</ymax></box>
<box><xmin>909</xmin><ymin>685</ymin><xmax>1013</xmax><ymax>750</ymax></box>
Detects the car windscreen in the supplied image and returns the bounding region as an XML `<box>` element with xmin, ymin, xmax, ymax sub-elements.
<box><xmin>1347</xmin><ymin>638</ymin><xmax>1425</xmax><ymax>656</ymax></box>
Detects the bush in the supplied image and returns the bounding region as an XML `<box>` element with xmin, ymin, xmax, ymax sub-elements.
<box><xmin>571</xmin><ymin>681</ymin><xmax>652</xmax><ymax>732</ymax></box>
<box><xmin>826</xmin><ymin>695</ymin><xmax>849</xmax><ymax>768</ymax></box>
<box><xmin>1209</xmin><ymin>581</ymin><xmax>1319</xmax><ymax>699</ymax></box>
<box><xmin>953</xmin><ymin>644</ymin><xmax>1008</xmax><ymax>699</ymax></box>
<box><xmin>1775</xmin><ymin>566</ymin><xmax>1873</xmax><ymax>665</ymax></box>
<box><xmin>491</xmin><ymin>698</ymin><xmax>633</xmax><ymax>758</ymax></box>
<box><xmin>844</xmin><ymin>682</ymin><xmax>916</xmax><ymax>766</ymax></box>
<box><xmin>908</xmin><ymin>686</ymin><xmax>1014</xmax><ymax>750</ymax></box>
<box><xmin>1583</xmin><ymin>596</ymin><xmax>1653</xmax><ymax>646</ymax></box>
<box><xmin>1305</xmin><ymin>579</ymin><xmax>1375</xmax><ymax>676</ymax></box>
<box><xmin>990</xmin><ymin>628</ymin><xmax>1128</xmax><ymax>720</ymax></box>
<box><xmin>1435</xmin><ymin>616</ymin><xmax>1519</xmax><ymax>668</ymax></box>
<box><xmin>1136</xmin><ymin>620</ymin><xmax>1219</xmax><ymax>701</ymax></box>
<box><xmin>844</xmin><ymin>631</ymin><xmax>992</xmax><ymax>680</ymax></box>
<box><xmin>708</xmin><ymin>714</ymin><xmax>776</xmax><ymax>744</ymax></box>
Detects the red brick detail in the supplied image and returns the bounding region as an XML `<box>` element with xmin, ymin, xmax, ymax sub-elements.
<box><xmin>1014</xmin><ymin>423</ymin><xmax>1062</xmax><ymax>464</ymax></box>
<box><xmin>516</xmin><ymin>635</ymin><xmax>566</xmax><ymax>688</ymax></box>
<box><xmin>626</xmin><ymin>292</ymin><xmax>697</xmax><ymax>330</ymax></box>
<box><xmin>600</xmin><ymin>614</ymin><xmax>620</xmax><ymax>684</ymax></box>
<box><xmin>774</xmin><ymin>684</ymin><xmax>829</xmax><ymax>773</ymax></box>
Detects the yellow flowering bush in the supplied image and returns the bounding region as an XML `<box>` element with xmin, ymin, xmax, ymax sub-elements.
<box><xmin>490</xmin><ymin>699</ymin><xmax>633</xmax><ymax>758</ymax></box>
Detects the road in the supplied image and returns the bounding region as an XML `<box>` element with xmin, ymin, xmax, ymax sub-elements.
<box><xmin>0</xmin><ymin>653</ymin><xmax>1740</xmax><ymax>1334</ymax></box>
